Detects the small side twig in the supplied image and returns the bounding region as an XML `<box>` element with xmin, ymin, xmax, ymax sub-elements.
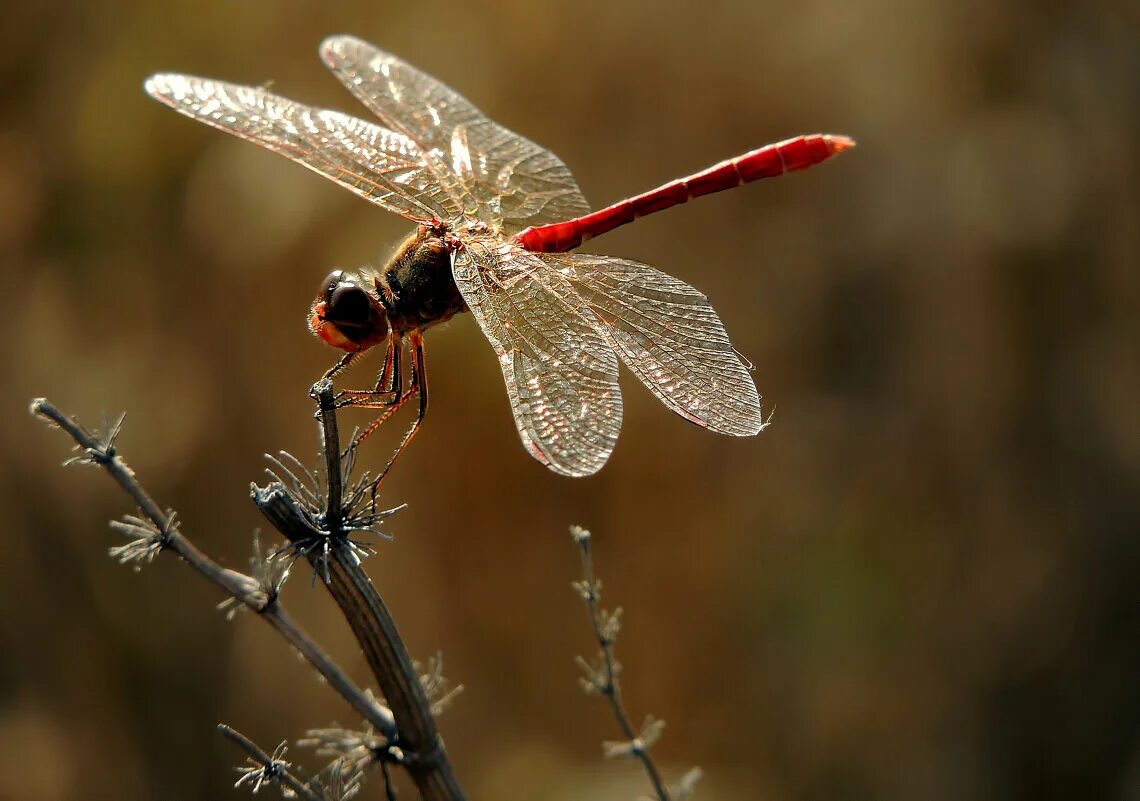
<box><xmin>219</xmin><ymin>724</ymin><xmax>322</xmax><ymax>801</ymax></box>
<box><xmin>572</xmin><ymin>525</ymin><xmax>700</xmax><ymax>801</ymax></box>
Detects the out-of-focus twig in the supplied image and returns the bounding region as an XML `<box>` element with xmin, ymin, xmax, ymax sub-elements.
<box><xmin>29</xmin><ymin>398</ymin><xmax>396</xmax><ymax>739</ymax></box>
<box><xmin>572</xmin><ymin>525</ymin><xmax>700</xmax><ymax>801</ymax></box>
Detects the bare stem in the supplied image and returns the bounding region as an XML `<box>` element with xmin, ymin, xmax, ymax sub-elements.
<box><xmin>313</xmin><ymin>379</ymin><xmax>344</xmax><ymax>531</ymax></box>
<box><xmin>29</xmin><ymin>398</ymin><xmax>396</xmax><ymax>738</ymax></box>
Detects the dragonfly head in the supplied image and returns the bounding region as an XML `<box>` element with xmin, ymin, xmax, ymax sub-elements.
<box><xmin>309</xmin><ymin>270</ymin><xmax>391</xmax><ymax>352</ymax></box>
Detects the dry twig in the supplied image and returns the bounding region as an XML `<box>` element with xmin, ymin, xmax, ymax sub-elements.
<box><xmin>571</xmin><ymin>525</ymin><xmax>702</xmax><ymax>801</ymax></box>
<box><xmin>30</xmin><ymin>395</ymin><xmax>463</xmax><ymax>800</ymax></box>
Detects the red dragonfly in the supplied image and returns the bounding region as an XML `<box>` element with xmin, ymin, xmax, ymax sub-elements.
<box><xmin>146</xmin><ymin>36</ymin><xmax>853</xmax><ymax>477</ymax></box>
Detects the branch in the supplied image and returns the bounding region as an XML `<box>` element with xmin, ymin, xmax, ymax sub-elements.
<box><xmin>571</xmin><ymin>526</ymin><xmax>701</xmax><ymax>801</ymax></box>
<box><xmin>29</xmin><ymin>398</ymin><xmax>396</xmax><ymax>740</ymax></box>
<box><xmin>252</xmin><ymin>380</ymin><xmax>465</xmax><ymax>801</ymax></box>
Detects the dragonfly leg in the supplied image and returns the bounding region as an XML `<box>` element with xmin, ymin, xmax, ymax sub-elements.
<box><xmin>385</xmin><ymin>336</ymin><xmax>402</xmax><ymax>396</ymax></box>
<box><xmin>335</xmin><ymin>335</ymin><xmax>404</xmax><ymax>409</ymax></box>
<box><xmin>350</xmin><ymin>388</ymin><xmax>416</xmax><ymax>445</ymax></box>
<box><xmin>367</xmin><ymin>333</ymin><xmax>428</xmax><ymax>503</ymax></box>
<box><xmin>373</xmin><ymin>336</ymin><xmax>401</xmax><ymax>396</ymax></box>
<box><xmin>320</xmin><ymin>350</ymin><xmax>360</xmax><ymax>382</ymax></box>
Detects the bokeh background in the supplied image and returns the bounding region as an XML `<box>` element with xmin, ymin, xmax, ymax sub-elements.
<box><xmin>2</xmin><ymin>1</ymin><xmax>1137</xmax><ymax>799</ymax></box>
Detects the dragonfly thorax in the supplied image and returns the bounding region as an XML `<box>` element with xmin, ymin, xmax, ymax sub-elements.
<box><xmin>373</xmin><ymin>225</ymin><xmax>468</xmax><ymax>336</ymax></box>
<box><xmin>308</xmin><ymin>226</ymin><xmax>467</xmax><ymax>354</ymax></box>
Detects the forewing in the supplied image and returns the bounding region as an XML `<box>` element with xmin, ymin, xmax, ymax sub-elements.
<box><xmin>558</xmin><ymin>254</ymin><xmax>765</xmax><ymax>436</ymax></box>
<box><xmin>451</xmin><ymin>239</ymin><xmax>623</xmax><ymax>476</ymax></box>
<box><xmin>321</xmin><ymin>36</ymin><xmax>591</xmax><ymax>231</ymax></box>
<box><xmin>145</xmin><ymin>74</ymin><xmax>465</xmax><ymax>223</ymax></box>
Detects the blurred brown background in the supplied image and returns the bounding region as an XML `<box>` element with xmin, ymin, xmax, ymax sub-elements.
<box><xmin>2</xmin><ymin>0</ymin><xmax>1137</xmax><ymax>799</ymax></box>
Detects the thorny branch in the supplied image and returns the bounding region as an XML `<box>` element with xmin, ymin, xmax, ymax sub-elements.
<box><xmin>251</xmin><ymin>379</ymin><xmax>465</xmax><ymax>801</ymax></box>
<box><xmin>29</xmin><ymin>398</ymin><xmax>396</xmax><ymax>740</ymax></box>
<box><xmin>33</xmin><ymin>392</ymin><xmax>464</xmax><ymax>799</ymax></box>
<box><xmin>571</xmin><ymin>526</ymin><xmax>702</xmax><ymax>801</ymax></box>
<box><xmin>31</xmin><ymin>397</ymin><xmax>444</xmax><ymax>799</ymax></box>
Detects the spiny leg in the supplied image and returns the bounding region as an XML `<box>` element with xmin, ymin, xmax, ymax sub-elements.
<box><xmin>336</xmin><ymin>335</ymin><xmax>405</xmax><ymax>409</ymax></box>
<box><xmin>320</xmin><ymin>350</ymin><xmax>360</xmax><ymax>383</ymax></box>
<box><xmin>335</xmin><ymin>337</ymin><xmax>409</xmax><ymax>461</ymax></box>
<box><xmin>320</xmin><ymin>333</ymin><xmax>428</xmax><ymax>503</ymax></box>
<box><xmin>375</xmin><ymin>336</ymin><xmax>401</xmax><ymax>397</ymax></box>
<box><xmin>317</xmin><ymin>337</ymin><xmax>408</xmax><ymax>464</ymax></box>
<box><xmin>368</xmin><ymin>333</ymin><xmax>429</xmax><ymax>504</ymax></box>
<box><xmin>351</xmin><ymin>388</ymin><xmax>417</xmax><ymax>447</ymax></box>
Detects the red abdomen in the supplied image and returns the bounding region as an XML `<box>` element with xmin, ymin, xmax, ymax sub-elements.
<box><xmin>515</xmin><ymin>133</ymin><xmax>855</xmax><ymax>254</ymax></box>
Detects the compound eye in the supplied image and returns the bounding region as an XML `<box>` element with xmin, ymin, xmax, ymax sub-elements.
<box><xmin>309</xmin><ymin>269</ymin><xmax>388</xmax><ymax>351</ymax></box>
<box><xmin>326</xmin><ymin>282</ymin><xmax>372</xmax><ymax>327</ymax></box>
<box><xmin>318</xmin><ymin>270</ymin><xmax>347</xmax><ymax>302</ymax></box>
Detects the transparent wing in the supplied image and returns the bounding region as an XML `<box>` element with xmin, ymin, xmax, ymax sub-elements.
<box><xmin>554</xmin><ymin>254</ymin><xmax>765</xmax><ymax>436</ymax></box>
<box><xmin>451</xmin><ymin>238</ymin><xmax>622</xmax><ymax>476</ymax></box>
<box><xmin>321</xmin><ymin>36</ymin><xmax>591</xmax><ymax>231</ymax></box>
<box><xmin>145</xmin><ymin>73</ymin><xmax>465</xmax><ymax>223</ymax></box>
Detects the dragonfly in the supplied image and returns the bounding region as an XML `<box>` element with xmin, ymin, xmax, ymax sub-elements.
<box><xmin>145</xmin><ymin>36</ymin><xmax>853</xmax><ymax>478</ymax></box>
